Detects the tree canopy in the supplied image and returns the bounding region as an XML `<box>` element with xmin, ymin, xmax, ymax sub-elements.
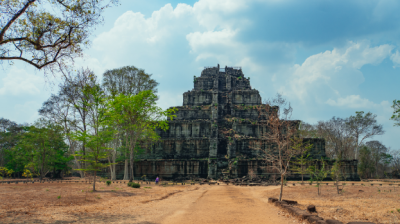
<box><xmin>0</xmin><ymin>0</ymin><xmax>118</xmax><ymax>72</ymax></box>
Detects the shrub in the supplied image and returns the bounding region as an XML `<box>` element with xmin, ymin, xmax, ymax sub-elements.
<box><xmin>106</xmin><ymin>180</ymin><xmax>111</xmax><ymax>186</ymax></box>
<box><xmin>128</xmin><ymin>182</ymin><xmax>140</xmax><ymax>188</ymax></box>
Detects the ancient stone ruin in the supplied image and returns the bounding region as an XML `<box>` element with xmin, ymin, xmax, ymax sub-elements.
<box><xmin>104</xmin><ymin>65</ymin><xmax>360</xmax><ymax>181</ymax></box>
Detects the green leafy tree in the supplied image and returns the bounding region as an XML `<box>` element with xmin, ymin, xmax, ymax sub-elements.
<box><xmin>106</xmin><ymin>90</ymin><xmax>176</xmax><ymax>182</ymax></box>
<box><xmin>0</xmin><ymin>118</ymin><xmax>24</xmax><ymax>168</ymax></box>
<box><xmin>290</xmin><ymin>137</ymin><xmax>313</xmax><ymax>184</ymax></box>
<box><xmin>102</xmin><ymin>65</ymin><xmax>159</xmax><ymax>180</ymax></box>
<box><xmin>0</xmin><ymin>167</ymin><xmax>14</xmax><ymax>180</ymax></box>
<box><xmin>12</xmin><ymin>119</ymin><xmax>70</xmax><ymax>180</ymax></box>
<box><xmin>71</xmin><ymin>84</ymin><xmax>114</xmax><ymax>191</ymax></box>
<box><xmin>0</xmin><ymin>0</ymin><xmax>119</xmax><ymax>72</ymax></box>
<box><xmin>308</xmin><ymin>160</ymin><xmax>329</xmax><ymax>195</ymax></box>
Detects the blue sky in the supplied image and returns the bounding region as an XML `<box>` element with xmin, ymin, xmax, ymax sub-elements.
<box><xmin>1</xmin><ymin>0</ymin><xmax>400</xmax><ymax>150</ymax></box>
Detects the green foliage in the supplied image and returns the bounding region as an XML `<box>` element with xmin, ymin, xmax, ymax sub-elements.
<box><xmin>390</xmin><ymin>100</ymin><xmax>400</xmax><ymax>126</ymax></box>
<box><xmin>128</xmin><ymin>182</ymin><xmax>140</xmax><ymax>188</ymax></box>
<box><xmin>308</xmin><ymin>160</ymin><xmax>329</xmax><ymax>195</ymax></box>
<box><xmin>10</xmin><ymin>119</ymin><xmax>71</xmax><ymax>180</ymax></box>
<box><xmin>106</xmin><ymin>90</ymin><xmax>176</xmax><ymax>181</ymax></box>
<box><xmin>106</xmin><ymin>180</ymin><xmax>111</xmax><ymax>186</ymax></box>
<box><xmin>290</xmin><ymin>136</ymin><xmax>313</xmax><ymax>183</ymax></box>
<box><xmin>0</xmin><ymin>167</ymin><xmax>14</xmax><ymax>180</ymax></box>
<box><xmin>0</xmin><ymin>0</ymin><xmax>119</xmax><ymax>71</ymax></box>
<box><xmin>57</xmin><ymin>195</ymin><xmax>61</xmax><ymax>199</ymax></box>
<box><xmin>71</xmin><ymin>84</ymin><xmax>115</xmax><ymax>190</ymax></box>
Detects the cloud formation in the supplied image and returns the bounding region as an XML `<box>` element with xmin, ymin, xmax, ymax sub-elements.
<box><xmin>0</xmin><ymin>67</ymin><xmax>44</xmax><ymax>96</ymax></box>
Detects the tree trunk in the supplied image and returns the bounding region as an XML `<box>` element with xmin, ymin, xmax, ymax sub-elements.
<box><xmin>108</xmin><ymin>155</ymin><xmax>116</xmax><ymax>180</ymax></box>
<box><xmin>93</xmin><ymin>171</ymin><xmax>96</xmax><ymax>191</ymax></box>
<box><xmin>74</xmin><ymin>156</ymin><xmax>84</xmax><ymax>178</ymax></box>
<box><xmin>318</xmin><ymin>183</ymin><xmax>320</xmax><ymax>195</ymax></box>
<box><xmin>279</xmin><ymin>174</ymin><xmax>284</xmax><ymax>201</ymax></box>
<box><xmin>123</xmin><ymin>159</ymin><xmax>129</xmax><ymax>180</ymax></box>
<box><xmin>129</xmin><ymin>150</ymin><xmax>134</xmax><ymax>182</ymax></box>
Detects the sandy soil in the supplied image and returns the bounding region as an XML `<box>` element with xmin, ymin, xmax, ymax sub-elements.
<box><xmin>0</xmin><ymin>181</ymin><xmax>302</xmax><ymax>224</ymax></box>
<box><xmin>265</xmin><ymin>183</ymin><xmax>400</xmax><ymax>224</ymax></box>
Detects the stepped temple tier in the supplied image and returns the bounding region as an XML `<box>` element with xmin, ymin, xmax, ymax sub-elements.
<box><xmin>102</xmin><ymin>65</ymin><xmax>360</xmax><ymax>181</ymax></box>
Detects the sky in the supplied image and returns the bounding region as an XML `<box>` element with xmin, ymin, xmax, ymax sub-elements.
<box><xmin>1</xmin><ymin>0</ymin><xmax>400</xmax><ymax>150</ymax></box>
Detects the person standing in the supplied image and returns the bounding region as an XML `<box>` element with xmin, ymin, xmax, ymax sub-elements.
<box><xmin>155</xmin><ymin>176</ymin><xmax>159</xmax><ymax>185</ymax></box>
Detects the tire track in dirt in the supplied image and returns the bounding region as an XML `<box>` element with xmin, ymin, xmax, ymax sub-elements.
<box><xmin>141</xmin><ymin>186</ymin><xmax>200</xmax><ymax>204</ymax></box>
<box><xmin>141</xmin><ymin>190</ymin><xmax>183</xmax><ymax>204</ymax></box>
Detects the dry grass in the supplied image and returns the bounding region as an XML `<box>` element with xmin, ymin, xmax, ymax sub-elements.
<box><xmin>264</xmin><ymin>182</ymin><xmax>400</xmax><ymax>224</ymax></box>
<box><xmin>0</xmin><ymin>179</ymin><xmax>191</xmax><ymax>223</ymax></box>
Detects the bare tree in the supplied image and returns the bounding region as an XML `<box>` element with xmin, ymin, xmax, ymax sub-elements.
<box><xmin>54</xmin><ymin>68</ymin><xmax>97</xmax><ymax>175</ymax></box>
<box><xmin>255</xmin><ymin>93</ymin><xmax>302</xmax><ymax>201</ymax></box>
<box><xmin>365</xmin><ymin>141</ymin><xmax>388</xmax><ymax>178</ymax></box>
<box><xmin>316</xmin><ymin>117</ymin><xmax>355</xmax><ymax>160</ymax></box>
<box><xmin>0</xmin><ymin>0</ymin><xmax>118</xmax><ymax>73</ymax></box>
<box><xmin>347</xmin><ymin>111</ymin><xmax>384</xmax><ymax>160</ymax></box>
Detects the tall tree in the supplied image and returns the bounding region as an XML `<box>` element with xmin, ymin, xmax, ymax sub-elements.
<box><xmin>57</xmin><ymin>68</ymin><xmax>97</xmax><ymax>174</ymax></box>
<box><xmin>0</xmin><ymin>118</ymin><xmax>24</xmax><ymax>167</ymax></box>
<box><xmin>102</xmin><ymin>65</ymin><xmax>159</xmax><ymax>180</ymax></box>
<box><xmin>71</xmin><ymin>84</ymin><xmax>113</xmax><ymax>191</ymax></box>
<box><xmin>102</xmin><ymin>66</ymin><xmax>159</xmax><ymax>97</ymax></box>
<box><xmin>0</xmin><ymin>0</ymin><xmax>118</xmax><ymax>72</ymax></box>
<box><xmin>358</xmin><ymin>145</ymin><xmax>375</xmax><ymax>179</ymax></box>
<box><xmin>365</xmin><ymin>141</ymin><xmax>387</xmax><ymax>178</ymax></box>
<box><xmin>316</xmin><ymin>117</ymin><xmax>355</xmax><ymax>160</ymax></box>
<box><xmin>107</xmin><ymin>90</ymin><xmax>176</xmax><ymax>182</ymax></box>
<box><xmin>38</xmin><ymin>94</ymin><xmax>83</xmax><ymax>177</ymax></box>
<box><xmin>347</xmin><ymin>111</ymin><xmax>384</xmax><ymax>160</ymax></box>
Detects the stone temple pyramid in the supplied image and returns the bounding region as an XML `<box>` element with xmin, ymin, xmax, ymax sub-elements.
<box><xmin>110</xmin><ymin>65</ymin><xmax>359</xmax><ymax>181</ymax></box>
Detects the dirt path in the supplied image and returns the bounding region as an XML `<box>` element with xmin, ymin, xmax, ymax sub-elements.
<box><xmin>159</xmin><ymin>185</ymin><xmax>300</xmax><ymax>224</ymax></box>
<box><xmin>0</xmin><ymin>183</ymin><xmax>302</xmax><ymax>223</ymax></box>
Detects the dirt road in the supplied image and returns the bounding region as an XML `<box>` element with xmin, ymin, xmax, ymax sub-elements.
<box><xmin>0</xmin><ymin>182</ymin><xmax>302</xmax><ymax>224</ymax></box>
<box><xmin>160</xmin><ymin>185</ymin><xmax>300</xmax><ymax>224</ymax></box>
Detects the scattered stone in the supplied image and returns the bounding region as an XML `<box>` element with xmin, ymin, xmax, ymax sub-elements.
<box><xmin>268</xmin><ymin>197</ymin><xmax>278</xmax><ymax>203</ymax></box>
<box><xmin>307</xmin><ymin>205</ymin><xmax>317</xmax><ymax>213</ymax></box>
<box><xmin>282</xmin><ymin>199</ymin><xmax>297</xmax><ymax>205</ymax></box>
<box><xmin>326</xmin><ymin>220</ymin><xmax>343</xmax><ymax>224</ymax></box>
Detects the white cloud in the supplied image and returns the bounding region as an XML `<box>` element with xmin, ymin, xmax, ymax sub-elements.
<box><xmin>390</xmin><ymin>50</ymin><xmax>400</xmax><ymax>68</ymax></box>
<box><xmin>326</xmin><ymin>95</ymin><xmax>377</xmax><ymax>108</ymax></box>
<box><xmin>0</xmin><ymin>67</ymin><xmax>44</xmax><ymax>96</ymax></box>
<box><xmin>284</xmin><ymin>41</ymin><xmax>394</xmax><ymax>103</ymax></box>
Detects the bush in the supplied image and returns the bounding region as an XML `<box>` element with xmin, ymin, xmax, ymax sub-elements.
<box><xmin>128</xmin><ymin>182</ymin><xmax>140</xmax><ymax>188</ymax></box>
<box><xmin>106</xmin><ymin>180</ymin><xmax>111</xmax><ymax>186</ymax></box>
